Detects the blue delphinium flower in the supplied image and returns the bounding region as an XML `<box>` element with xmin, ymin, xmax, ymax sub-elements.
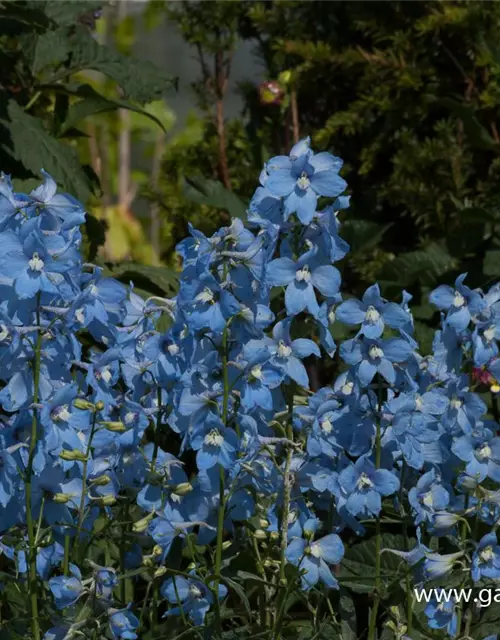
<box><xmin>49</xmin><ymin>566</ymin><xmax>83</xmax><ymax>609</ymax></box>
<box><xmin>190</xmin><ymin>415</ymin><xmax>239</xmax><ymax>470</ymax></box>
<box><xmin>161</xmin><ymin>574</ymin><xmax>227</xmax><ymax>625</ymax></box>
<box><xmin>430</xmin><ymin>273</ymin><xmax>486</xmax><ymax>331</ymax></box>
<box><xmin>424</xmin><ymin>592</ymin><xmax>458</xmax><ymax>637</ymax></box>
<box><xmin>264</xmin><ymin>137</ymin><xmax>347</xmax><ymax>224</ymax></box>
<box><xmin>266</xmin><ymin>252</ymin><xmax>341</xmax><ymax>318</ymax></box>
<box><xmin>336</xmin><ymin>284</ymin><xmax>410</xmax><ymax>339</ymax></box>
<box><xmin>108</xmin><ymin>605</ymin><xmax>140</xmax><ymax>639</ymax></box>
<box><xmin>285</xmin><ymin>533</ymin><xmax>344</xmax><ymax>590</ymax></box>
<box><xmin>336</xmin><ymin>456</ymin><xmax>400</xmax><ymax>518</ymax></box>
<box><xmin>471</xmin><ymin>532</ymin><xmax>500</xmax><ymax>582</ymax></box>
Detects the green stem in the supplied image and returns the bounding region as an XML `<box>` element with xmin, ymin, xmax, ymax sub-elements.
<box><xmin>25</xmin><ymin>304</ymin><xmax>43</xmax><ymax>640</ymax></box>
<box><xmin>63</xmin><ymin>534</ymin><xmax>70</xmax><ymax>576</ymax></box>
<box><xmin>368</xmin><ymin>384</ymin><xmax>383</xmax><ymax>640</ymax></box>
<box><xmin>24</xmin><ymin>90</ymin><xmax>42</xmax><ymax>112</ymax></box>
<box><xmin>74</xmin><ymin>412</ymin><xmax>98</xmax><ymax>558</ymax></box>
<box><xmin>213</xmin><ymin>322</ymin><xmax>231</xmax><ymax>637</ymax></box>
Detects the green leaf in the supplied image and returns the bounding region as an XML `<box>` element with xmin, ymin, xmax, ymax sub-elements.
<box><xmin>338</xmin><ymin>533</ymin><xmax>412</xmax><ymax>594</ymax></box>
<box><xmin>44</xmin><ymin>1</ymin><xmax>102</xmax><ymax>26</ymax></box>
<box><xmin>484</xmin><ymin>250</ymin><xmax>500</xmax><ymax>276</ymax></box>
<box><xmin>0</xmin><ymin>2</ymin><xmax>49</xmax><ymax>36</ymax></box>
<box><xmin>109</xmin><ymin>263</ymin><xmax>178</xmax><ymax>296</ymax></box>
<box><xmin>339</xmin><ymin>590</ymin><xmax>357</xmax><ymax>640</ymax></box>
<box><xmin>55</xmin><ymin>84</ymin><xmax>168</xmax><ymax>132</ymax></box>
<box><xmin>380</xmin><ymin>242</ymin><xmax>456</xmax><ymax>287</ymax></box>
<box><xmin>28</xmin><ymin>27</ymin><xmax>71</xmax><ymax>74</ymax></box>
<box><xmin>470</xmin><ymin>603</ymin><xmax>500</xmax><ymax>639</ymax></box>
<box><xmin>3</xmin><ymin>100</ymin><xmax>93</xmax><ymax>201</ymax></box>
<box><xmin>54</xmin><ymin>26</ymin><xmax>176</xmax><ymax>104</ymax></box>
<box><xmin>216</xmin><ymin>575</ymin><xmax>252</xmax><ymax>620</ymax></box>
<box><xmin>182</xmin><ymin>176</ymin><xmax>248</xmax><ymax>220</ymax></box>
<box><xmin>341</xmin><ymin>219</ymin><xmax>392</xmax><ymax>253</ymax></box>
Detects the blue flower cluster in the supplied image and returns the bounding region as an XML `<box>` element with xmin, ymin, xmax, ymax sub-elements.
<box><xmin>1</xmin><ymin>139</ymin><xmax>500</xmax><ymax>639</ymax></box>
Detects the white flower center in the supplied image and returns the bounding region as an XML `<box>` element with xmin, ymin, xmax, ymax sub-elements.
<box><xmin>288</xmin><ymin>510</ymin><xmax>297</xmax><ymax>524</ymax></box>
<box><xmin>320</xmin><ymin>417</ymin><xmax>333</xmax><ymax>434</ymax></box>
<box><xmin>204</xmin><ymin>429</ymin><xmax>224</xmax><ymax>447</ymax></box>
<box><xmin>195</xmin><ymin>287</ymin><xmax>214</xmax><ymax>304</ymax></box>
<box><xmin>480</xmin><ymin>545</ymin><xmax>495</xmax><ymax>563</ymax></box>
<box><xmin>484</xmin><ymin>326</ymin><xmax>496</xmax><ymax>342</ymax></box>
<box><xmin>75</xmin><ymin>308</ymin><xmax>85</xmax><ymax>324</ymax></box>
<box><xmin>28</xmin><ymin>252</ymin><xmax>44</xmax><ymax>272</ymax></box>
<box><xmin>342</xmin><ymin>382</ymin><xmax>354</xmax><ymax>395</ymax></box>
<box><xmin>369</xmin><ymin>345</ymin><xmax>384</xmax><ymax>360</ymax></box>
<box><xmin>0</xmin><ymin>324</ymin><xmax>9</xmax><ymax>341</ymax></box>
<box><xmin>477</xmin><ymin>444</ymin><xmax>492</xmax><ymax>460</ymax></box>
<box><xmin>52</xmin><ymin>404</ymin><xmax>71</xmax><ymax>422</ymax></box>
<box><xmin>250</xmin><ymin>365</ymin><xmax>263</xmax><ymax>380</ymax></box>
<box><xmin>328</xmin><ymin>308</ymin><xmax>336</xmax><ymax>324</ymax></box>
<box><xmin>365</xmin><ymin>306</ymin><xmax>380</xmax><ymax>323</ymax></box>
<box><xmin>100</xmin><ymin>367</ymin><xmax>112</xmax><ymax>384</ymax></box>
<box><xmin>415</xmin><ymin>395</ymin><xmax>423</xmax><ymax>410</ymax></box>
<box><xmin>450</xmin><ymin>398</ymin><xmax>462</xmax><ymax>410</ymax></box>
<box><xmin>124</xmin><ymin>412</ymin><xmax>135</xmax><ymax>425</ymax></box>
<box><xmin>357</xmin><ymin>472</ymin><xmax>374</xmax><ymax>490</ymax></box>
<box><xmin>453</xmin><ymin>291</ymin><xmax>465</xmax><ymax>308</ymax></box>
<box><xmin>309</xmin><ymin>543</ymin><xmax>321</xmax><ymax>558</ymax></box>
<box><xmin>277</xmin><ymin>341</ymin><xmax>292</xmax><ymax>358</ymax></box>
<box><xmin>422</xmin><ymin>491</ymin><xmax>434</xmax><ymax>508</ymax></box>
<box><xmin>167</xmin><ymin>343</ymin><xmax>180</xmax><ymax>356</ymax></box>
<box><xmin>296</xmin><ymin>172</ymin><xmax>310</xmax><ymax>190</ymax></box>
<box><xmin>295</xmin><ymin>266</ymin><xmax>311</xmax><ymax>283</ymax></box>
<box><xmin>89</xmin><ymin>284</ymin><xmax>98</xmax><ymax>296</ymax></box>
<box><xmin>188</xmin><ymin>584</ymin><xmax>203</xmax><ymax>599</ymax></box>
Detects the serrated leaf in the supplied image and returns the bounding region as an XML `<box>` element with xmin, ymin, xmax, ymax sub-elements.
<box><xmin>44</xmin><ymin>1</ymin><xmax>102</xmax><ymax>26</ymax></box>
<box><xmin>3</xmin><ymin>100</ymin><xmax>93</xmax><ymax>201</ymax></box>
<box><xmin>380</xmin><ymin>242</ymin><xmax>456</xmax><ymax>287</ymax></box>
<box><xmin>182</xmin><ymin>176</ymin><xmax>248</xmax><ymax>220</ymax></box>
<box><xmin>29</xmin><ymin>27</ymin><xmax>71</xmax><ymax>74</ymax></box>
<box><xmin>338</xmin><ymin>533</ymin><xmax>412</xmax><ymax>594</ymax></box>
<box><xmin>53</xmin><ymin>26</ymin><xmax>176</xmax><ymax>104</ymax></box>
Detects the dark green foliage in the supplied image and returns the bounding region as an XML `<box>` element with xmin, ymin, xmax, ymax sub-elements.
<box><xmin>0</xmin><ymin>0</ymin><xmax>174</xmax><ymax>204</ymax></box>
<box><xmin>160</xmin><ymin>0</ymin><xmax>500</xmax><ymax>352</ymax></box>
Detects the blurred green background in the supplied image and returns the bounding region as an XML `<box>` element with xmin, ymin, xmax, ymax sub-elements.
<box><xmin>2</xmin><ymin>0</ymin><xmax>500</xmax><ymax>351</ymax></box>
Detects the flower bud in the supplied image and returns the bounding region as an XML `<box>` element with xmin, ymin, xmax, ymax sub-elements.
<box><xmin>269</xmin><ymin>531</ymin><xmax>279</xmax><ymax>542</ymax></box>
<box><xmin>59</xmin><ymin>449</ymin><xmax>87</xmax><ymax>462</ymax></box>
<box><xmin>222</xmin><ymin>540</ymin><xmax>232</xmax><ymax>551</ymax></box>
<box><xmin>53</xmin><ymin>493</ymin><xmax>70</xmax><ymax>504</ymax></box>
<box><xmin>187</xmin><ymin>562</ymin><xmax>196</xmax><ymax>571</ymax></box>
<box><xmin>154</xmin><ymin>566</ymin><xmax>167</xmax><ymax>579</ymax></box>
<box><xmin>100</xmin><ymin>421</ymin><xmax>126</xmax><ymax>432</ymax></box>
<box><xmin>171</xmin><ymin>482</ymin><xmax>193</xmax><ymax>497</ymax></box>
<box><xmin>152</xmin><ymin>545</ymin><xmax>163</xmax><ymax>557</ymax></box>
<box><xmin>254</xmin><ymin>529</ymin><xmax>267</xmax><ymax>540</ymax></box>
<box><xmin>143</xmin><ymin>556</ymin><xmax>154</xmax><ymax>567</ymax></box>
<box><xmin>95</xmin><ymin>401</ymin><xmax>105</xmax><ymax>411</ymax></box>
<box><xmin>132</xmin><ymin>513</ymin><xmax>155</xmax><ymax>533</ymax></box>
<box><xmin>258</xmin><ymin>518</ymin><xmax>270</xmax><ymax>529</ymax></box>
<box><xmin>73</xmin><ymin>399</ymin><xmax>95</xmax><ymax>411</ymax></box>
<box><xmin>97</xmin><ymin>495</ymin><xmax>117</xmax><ymax>506</ymax></box>
<box><xmin>90</xmin><ymin>475</ymin><xmax>111</xmax><ymax>486</ymax></box>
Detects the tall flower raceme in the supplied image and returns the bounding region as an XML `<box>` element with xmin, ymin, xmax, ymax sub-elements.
<box><xmin>0</xmin><ymin>141</ymin><xmax>500</xmax><ymax>640</ymax></box>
